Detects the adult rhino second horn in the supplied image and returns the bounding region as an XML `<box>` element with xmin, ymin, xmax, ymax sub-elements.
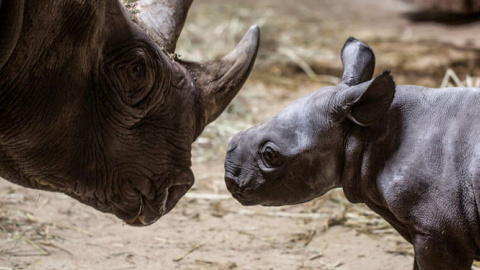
<box><xmin>185</xmin><ymin>25</ymin><xmax>261</xmax><ymax>127</ymax></box>
<box><xmin>134</xmin><ymin>0</ymin><xmax>193</xmax><ymax>54</ymax></box>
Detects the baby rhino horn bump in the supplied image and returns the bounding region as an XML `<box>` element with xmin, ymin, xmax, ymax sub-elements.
<box><xmin>191</xmin><ymin>25</ymin><xmax>261</xmax><ymax>127</ymax></box>
<box><xmin>133</xmin><ymin>0</ymin><xmax>193</xmax><ymax>54</ymax></box>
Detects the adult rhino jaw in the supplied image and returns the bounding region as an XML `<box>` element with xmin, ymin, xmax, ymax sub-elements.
<box><xmin>0</xmin><ymin>0</ymin><xmax>260</xmax><ymax>227</ymax></box>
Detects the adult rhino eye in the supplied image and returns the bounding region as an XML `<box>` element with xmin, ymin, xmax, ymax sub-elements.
<box><xmin>261</xmin><ymin>146</ymin><xmax>284</xmax><ymax>168</ymax></box>
<box><xmin>129</xmin><ymin>62</ymin><xmax>145</xmax><ymax>81</ymax></box>
<box><xmin>104</xmin><ymin>47</ymin><xmax>157</xmax><ymax>107</ymax></box>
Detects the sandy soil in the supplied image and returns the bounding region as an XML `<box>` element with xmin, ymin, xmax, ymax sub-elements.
<box><xmin>2</xmin><ymin>0</ymin><xmax>480</xmax><ymax>269</ymax></box>
<box><xmin>0</xmin><ymin>159</ymin><xmax>414</xmax><ymax>270</ymax></box>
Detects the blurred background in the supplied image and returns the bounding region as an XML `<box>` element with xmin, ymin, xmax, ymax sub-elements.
<box><xmin>1</xmin><ymin>0</ymin><xmax>480</xmax><ymax>269</ymax></box>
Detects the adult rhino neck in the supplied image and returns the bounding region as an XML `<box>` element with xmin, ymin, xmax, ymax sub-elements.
<box><xmin>0</xmin><ymin>0</ymin><xmax>25</xmax><ymax>70</ymax></box>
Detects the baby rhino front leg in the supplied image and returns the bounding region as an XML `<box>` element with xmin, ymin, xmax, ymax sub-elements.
<box><xmin>412</xmin><ymin>234</ymin><xmax>474</xmax><ymax>270</ymax></box>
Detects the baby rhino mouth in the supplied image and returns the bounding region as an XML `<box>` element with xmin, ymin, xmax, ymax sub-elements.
<box><xmin>224</xmin><ymin>173</ymin><xmax>264</xmax><ymax>206</ymax></box>
<box><xmin>124</xmin><ymin>171</ymin><xmax>194</xmax><ymax>226</ymax></box>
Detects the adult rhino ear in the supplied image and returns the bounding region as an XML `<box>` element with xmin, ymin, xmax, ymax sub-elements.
<box><xmin>340</xmin><ymin>71</ymin><xmax>395</xmax><ymax>127</ymax></box>
<box><xmin>184</xmin><ymin>26</ymin><xmax>260</xmax><ymax>126</ymax></box>
<box><xmin>341</xmin><ymin>37</ymin><xmax>375</xmax><ymax>86</ymax></box>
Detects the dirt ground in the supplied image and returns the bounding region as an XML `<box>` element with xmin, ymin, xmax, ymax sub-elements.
<box><xmin>2</xmin><ymin>0</ymin><xmax>480</xmax><ymax>269</ymax></box>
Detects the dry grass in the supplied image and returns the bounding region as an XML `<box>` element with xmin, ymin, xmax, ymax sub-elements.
<box><xmin>441</xmin><ymin>68</ymin><xmax>480</xmax><ymax>88</ymax></box>
<box><xmin>0</xmin><ymin>189</ymin><xmax>65</xmax><ymax>269</ymax></box>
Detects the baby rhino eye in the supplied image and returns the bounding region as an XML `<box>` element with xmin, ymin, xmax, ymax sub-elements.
<box><xmin>264</xmin><ymin>147</ymin><xmax>277</xmax><ymax>162</ymax></box>
<box><xmin>261</xmin><ymin>146</ymin><xmax>285</xmax><ymax>168</ymax></box>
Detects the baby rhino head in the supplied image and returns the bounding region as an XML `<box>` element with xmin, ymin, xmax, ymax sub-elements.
<box><xmin>224</xmin><ymin>38</ymin><xmax>395</xmax><ymax>206</ymax></box>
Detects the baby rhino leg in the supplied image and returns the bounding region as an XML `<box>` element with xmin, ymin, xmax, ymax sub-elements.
<box><xmin>412</xmin><ymin>234</ymin><xmax>473</xmax><ymax>270</ymax></box>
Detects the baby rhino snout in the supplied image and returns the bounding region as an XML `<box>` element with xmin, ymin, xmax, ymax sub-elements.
<box><xmin>227</xmin><ymin>131</ymin><xmax>245</xmax><ymax>153</ymax></box>
<box><xmin>224</xmin><ymin>174</ymin><xmax>239</xmax><ymax>194</ymax></box>
<box><xmin>225</xmin><ymin>131</ymin><xmax>246</xmax><ymax>194</ymax></box>
<box><xmin>225</xmin><ymin>129</ymin><xmax>266</xmax><ymax>206</ymax></box>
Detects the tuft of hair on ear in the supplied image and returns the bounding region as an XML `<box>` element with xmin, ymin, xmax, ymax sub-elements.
<box><xmin>373</xmin><ymin>70</ymin><xmax>395</xmax><ymax>94</ymax></box>
<box><xmin>375</xmin><ymin>70</ymin><xmax>396</xmax><ymax>102</ymax></box>
<box><xmin>378</xmin><ymin>69</ymin><xmax>394</xmax><ymax>82</ymax></box>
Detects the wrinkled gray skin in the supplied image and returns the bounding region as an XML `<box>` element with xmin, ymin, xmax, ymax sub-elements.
<box><xmin>225</xmin><ymin>37</ymin><xmax>480</xmax><ymax>269</ymax></box>
<box><xmin>0</xmin><ymin>0</ymin><xmax>260</xmax><ymax>226</ymax></box>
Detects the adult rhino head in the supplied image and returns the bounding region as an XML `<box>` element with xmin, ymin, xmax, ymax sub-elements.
<box><xmin>0</xmin><ymin>0</ymin><xmax>259</xmax><ymax>226</ymax></box>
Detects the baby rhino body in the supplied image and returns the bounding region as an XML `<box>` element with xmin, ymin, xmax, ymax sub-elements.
<box><xmin>224</xmin><ymin>38</ymin><xmax>480</xmax><ymax>270</ymax></box>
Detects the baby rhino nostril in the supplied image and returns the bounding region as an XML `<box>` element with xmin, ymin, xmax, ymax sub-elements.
<box><xmin>227</xmin><ymin>131</ymin><xmax>245</xmax><ymax>153</ymax></box>
<box><xmin>225</xmin><ymin>176</ymin><xmax>240</xmax><ymax>193</ymax></box>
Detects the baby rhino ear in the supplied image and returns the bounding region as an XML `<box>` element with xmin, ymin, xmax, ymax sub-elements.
<box><xmin>342</xmin><ymin>71</ymin><xmax>396</xmax><ymax>127</ymax></box>
<box><xmin>341</xmin><ymin>37</ymin><xmax>376</xmax><ymax>86</ymax></box>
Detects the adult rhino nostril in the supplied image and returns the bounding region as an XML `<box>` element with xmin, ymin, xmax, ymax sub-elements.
<box><xmin>227</xmin><ymin>131</ymin><xmax>245</xmax><ymax>152</ymax></box>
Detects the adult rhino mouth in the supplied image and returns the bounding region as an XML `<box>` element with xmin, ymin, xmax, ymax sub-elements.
<box><xmin>124</xmin><ymin>171</ymin><xmax>194</xmax><ymax>226</ymax></box>
<box><xmin>124</xmin><ymin>183</ymin><xmax>191</xmax><ymax>226</ymax></box>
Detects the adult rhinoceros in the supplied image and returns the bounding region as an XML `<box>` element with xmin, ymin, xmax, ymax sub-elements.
<box><xmin>0</xmin><ymin>0</ymin><xmax>259</xmax><ymax>226</ymax></box>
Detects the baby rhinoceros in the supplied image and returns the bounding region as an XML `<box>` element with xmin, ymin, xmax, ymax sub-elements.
<box><xmin>225</xmin><ymin>37</ymin><xmax>480</xmax><ymax>270</ymax></box>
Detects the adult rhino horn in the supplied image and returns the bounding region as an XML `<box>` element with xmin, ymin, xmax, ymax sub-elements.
<box><xmin>134</xmin><ymin>0</ymin><xmax>193</xmax><ymax>54</ymax></box>
<box><xmin>186</xmin><ymin>25</ymin><xmax>260</xmax><ymax>127</ymax></box>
